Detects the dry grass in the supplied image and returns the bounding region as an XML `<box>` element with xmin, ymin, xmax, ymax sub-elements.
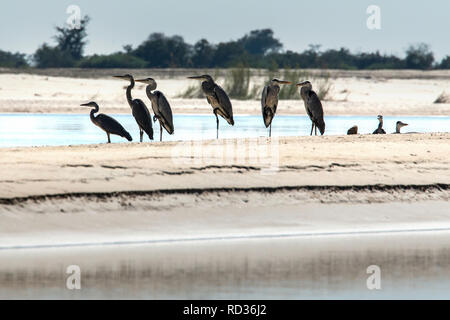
<box><xmin>434</xmin><ymin>91</ymin><xmax>450</xmax><ymax>104</ymax></box>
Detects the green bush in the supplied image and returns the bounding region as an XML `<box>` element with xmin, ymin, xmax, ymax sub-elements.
<box><xmin>405</xmin><ymin>43</ymin><xmax>434</xmax><ymax>70</ymax></box>
<box><xmin>33</xmin><ymin>44</ymin><xmax>75</xmax><ymax>68</ymax></box>
<box><xmin>440</xmin><ymin>56</ymin><xmax>450</xmax><ymax>69</ymax></box>
<box><xmin>0</xmin><ymin>50</ymin><xmax>28</xmax><ymax>68</ymax></box>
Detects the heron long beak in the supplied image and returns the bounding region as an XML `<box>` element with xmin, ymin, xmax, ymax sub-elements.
<box><xmin>80</xmin><ymin>103</ymin><xmax>90</xmax><ymax>107</ymax></box>
<box><xmin>188</xmin><ymin>76</ymin><xmax>205</xmax><ymax>80</ymax></box>
<box><xmin>113</xmin><ymin>75</ymin><xmax>126</xmax><ymax>80</ymax></box>
<box><xmin>135</xmin><ymin>79</ymin><xmax>147</xmax><ymax>83</ymax></box>
<box><xmin>296</xmin><ymin>81</ymin><xmax>308</xmax><ymax>87</ymax></box>
<box><xmin>279</xmin><ymin>80</ymin><xmax>292</xmax><ymax>85</ymax></box>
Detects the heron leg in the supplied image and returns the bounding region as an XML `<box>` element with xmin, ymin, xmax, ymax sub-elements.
<box><xmin>140</xmin><ymin>129</ymin><xmax>143</xmax><ymax>143</ymax></box>
<box><xmin>160</xmin><ymin>122</ymin><xmax>163</xmax><ymax>142</ymax></box>
<box><xmin>269</xmin><ymin>124</ymin><xmax>272</xmax><ymax>138</ymax></box>
<box><xmin>315</xmin><ymin>125</ymin><xmax>317</xmax><ymax>136</ymax></box>
<box><xmin>213</xmin><ymin>108</ymin><xmax>219</xmax><ymax>139</ymax></box>
<box><xmin>310</xmin><ymin>123</ymin><xmax>314</xmax><ymax>136</ymax></box>
<box><xmin>107</xmin><ymin>133</ymin><xmax>111</xmax><ymax>144</ymax></box>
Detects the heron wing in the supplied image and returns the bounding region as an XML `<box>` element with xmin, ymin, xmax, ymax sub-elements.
<box><xmin>306</xmin><ymin>90</ymin><xmax>324</xmax><ymax>122</ymax></box>
<box><xmin>155</xmin><ymin>91</ymin><xmax>174</xmax><ymax>134</ymax></box>
<box><xmin>213</xmin><ymin>85</ymin><xmax>234</xmax><ymax>124</ymax></box>
<box><xmin>261</xmin><ymin>86</ymin><xmax>277</xmax><ymax>127</ymax></box>
<box><xmin>132</xmin><ymin>99</ymin><xmax>153</xmax><ymax>138</ymax></box>
<box><xmin>95</xmin><ymin>114</ymin><xmax>131</xmax><ymax>138</ymax></box>
<box><xmin>261</xmin><ymin>85</ymin><xmax>268</xmax><ymax>112</ymax></box>
<box><xmin>307</xmin><ymin>90</ymin><xmax>325</xmax><ymax>135</ymax></box>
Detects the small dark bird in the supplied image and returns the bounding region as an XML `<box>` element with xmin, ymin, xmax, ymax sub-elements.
<box><xmin>296</xmin><ymin>81</ymin><xmax>325</xmax><ymax>136</ymax></box>
<box><xmin>347</xmin><ymin>125</ymin><xmax>358</xmax><ymax>135</ymax></box>
<box><xmin>136</xmin><ymin>77</ymin><xmax>174</xmax><ymax>142</ymax></box>
<box><xmin>81</xmin><ymin>102</ymin><xmax>132</xmax><ymax>143</ymax></box>
<box><xmin>261</xmin><ymin>79</ymin><xmax>292</xmax><ymax>137</ymax></box>
<box><xmin>113</xmin><ymin>74</ymin><xmax>153</xmax><ymax>142</ymax></box>
<box><xmin>373</xmin><ymin>115</ymin><xmax>386</xmax><ymax>134</ymax></box>
<box><xmin>394</xmin><ymin>121</ymin><xmax>408</xmax><ymax>134</ymax></box>
<box><xmin>188</xmin><ymin>75</ymin><xmax>234</xmax><ymax>139</ymax></box>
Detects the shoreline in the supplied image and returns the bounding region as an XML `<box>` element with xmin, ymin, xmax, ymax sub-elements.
<box><xmin>2</xmin><ymin>111</ymin><xmax>450</xmax><ymax>117</ymax></box>
<box><xmin>0</xmin><ymin>133</ymin><xmax>449</xmax><ymax>200</ymax></box>
<box><xmin>1</xmin><ymin>183</ymin><xmax>449</xmax><ymax>206</ymax></box>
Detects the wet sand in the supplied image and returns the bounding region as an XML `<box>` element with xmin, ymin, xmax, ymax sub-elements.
<box><xmin>1</xmin><ymin>199</ymin><xmax>450</xmax><ymax>299</ymax></box>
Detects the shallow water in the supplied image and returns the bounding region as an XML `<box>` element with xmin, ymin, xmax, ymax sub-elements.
<box><xmin>0</xmin><ymin>114</ymin><xmax>449</xmax><ymax>147</ymax></box>
<box><xmin>1</xmin><ymin>230</ymin><xmax>450</xmax><ymax>299</ymax></box>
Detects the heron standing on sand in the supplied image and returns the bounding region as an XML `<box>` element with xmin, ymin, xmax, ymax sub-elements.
<box><xmin>373</xmin><ymin>115</ymin><xmax>386</xmax><ymax>134</ymax></box>
<box><xmin>187</xmin><ymin>75</ymin><xmax>234</xmax><ymax>139</ymax></box>
<box><xmin>136</xmin><ymin>78</ymin><xmax>174</xmax><ymax>141</ymax></box>
<box><xmin>261</xmin><ymin>79</ymin><xmax>292</xmax><ymax>137</ymax></box>
<box><xmin>113</xmin><ymin>74</ymin><xmax>153</xmax><ymax>142</ymax></box>
<box><xmin>296</xmin><ymin>81</ymin><xmax>325</xmax><ymax>136</ymax></box>
<box><xmin>81</xmin><ymin>101</ymin><xmax>132</xmax><ymax>143</ymax></box>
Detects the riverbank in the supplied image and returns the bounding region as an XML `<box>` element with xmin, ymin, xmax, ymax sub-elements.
<box><xmin>0</xmin><ymin>133</ymin><xmax>449</xmax><ymax>200</ymax></box>
<box><xmin>1</xmin><ymin>70</ymin><xmax>449</xmax><ymax>115</ymax></box>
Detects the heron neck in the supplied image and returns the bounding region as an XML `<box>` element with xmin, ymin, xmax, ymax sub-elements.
<box><xmin>90</xmin><ymin>106</ymin><xmax>98</xmax><ymax>122</ymax></box>
<box><xmin>202</xmin><ymin>80</ymin><xmax>215</xmax><ymax>95</ymax></box>
<box><xmin>378</xmin><ymin>119</ymin><xmax>383</xmax><ymax>129</ymax></box>
<box><xmin>145</xmin><ymin>84</ymin><xmax>157</xmax><ymax>101</ymax></box>
<box><xmin>300</xmin><ymin>86</ymin><xmax>310</xmax><ymax>99</ymax></box>
<box><xmin>126</xmin><ymin>78</ymin><xmax>135</xmax><ymax>108</ymax></box>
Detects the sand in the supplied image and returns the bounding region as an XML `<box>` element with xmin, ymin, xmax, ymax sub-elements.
<box><xmin>0</xmin><ymin>69</ymin><xmax>449</xmax><ymax>115</ymax></box>
<box><xmin>0</xmin><ymin>133</ymin><xmax>449</xmax><ymax>200</ymax></box>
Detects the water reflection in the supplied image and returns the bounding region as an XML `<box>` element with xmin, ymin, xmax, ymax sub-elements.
<box><xmin>1</xmin><ymin>232</ymin><xmax>450</xmax><ymax>299</ymax></box>
<box><xmin>0</xmin><ymin>114</ymin><xmax>449</xmax><ymax>147</ymax></box>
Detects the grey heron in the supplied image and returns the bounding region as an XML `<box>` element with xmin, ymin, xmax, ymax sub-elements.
<box><xmin>187</xmin><ymin>75</ymin><xmax>234</xmax><ymax>139</ymax></box>
<box><xmin>261</xmin><ymin>79</ymin><xmax>292</xmax><ymax>137</ymax></box>
<box><xmin>81</xmin><ymin>101</ymin><xmax>132</xmax><ymax>143</ymax></box>
<box><xmin>136</xmin><ymin>78</ymin><xmax>174</xmax><ymax>142</ymax></box>
<box><xmin>373</xmin><ymin>115</ymin><xmax>386</xmax><ymax>134</ymax></box>
<box><xmin>394</xmin><ymin>121</ymin><xmax>408</xmax><ymax>134</ymax></box>
<box><xmin>347</xmin><ymin>125</ymin><xmax>358</xmax><ymax>135</ymax></box>
<box><xmin>296</xmin><ymin>81</ymin><xmax>325</xmax><ymax>136</ymax></box>
<box><xmin>113</xmin><ymin>74</ymin><xmax>153</xmax><ymax>142</ymax></box>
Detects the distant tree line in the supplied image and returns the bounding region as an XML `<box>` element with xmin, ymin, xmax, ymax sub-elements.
<box><xmin>1</xmin><ymin>16</ymin><xmax>450</xmax><ymax>70</ymax></box>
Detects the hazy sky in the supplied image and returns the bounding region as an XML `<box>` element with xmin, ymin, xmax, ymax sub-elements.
<box><xmin>1</xmin><ymin>0</ymin><xmax>449</xmax><ymax>60</ymax></box>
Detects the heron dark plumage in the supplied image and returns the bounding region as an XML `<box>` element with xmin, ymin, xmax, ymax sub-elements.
<box><xmin>373</xmin><ymin>115</ymin><xmax>386</xmax><ymax>134</ymax></box>
<box><xmin>114</xmin><ymin>74</ymin><xmax>153</xmax><ymax>142</ymax></box>
<box><xmin>261</xmin><ymin>79</ymin><xmax>291</xmax><ymax>137</ymax></box>
<box><xmin>296</xmin><ymin>81</ymin><xmax>325</xmax><ymax>136</ymax></box>
<box><xmin>347</xmin><ymin>125</ymin><xmax>358</xmax><ymax>135</ymax></box>
<box><xmin>188</xmin><ymin>75</ymin><xmax>233</xmax><ymax>139</ymax></box>
<box><xmin>136</xmin><ymin>78</ymin><xmax>174</xmax><ymax>142</ymax></box>
<box><xmin>81</xmin><ymin>102</ymin><xmax>132</xmax><ymax>143</ymax></box>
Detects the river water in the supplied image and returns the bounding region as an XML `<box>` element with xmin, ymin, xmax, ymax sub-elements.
<box><xmin>0</xmin><ymin>114</ymin><xmax>448</xmax><ymax>147</ymax></box>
